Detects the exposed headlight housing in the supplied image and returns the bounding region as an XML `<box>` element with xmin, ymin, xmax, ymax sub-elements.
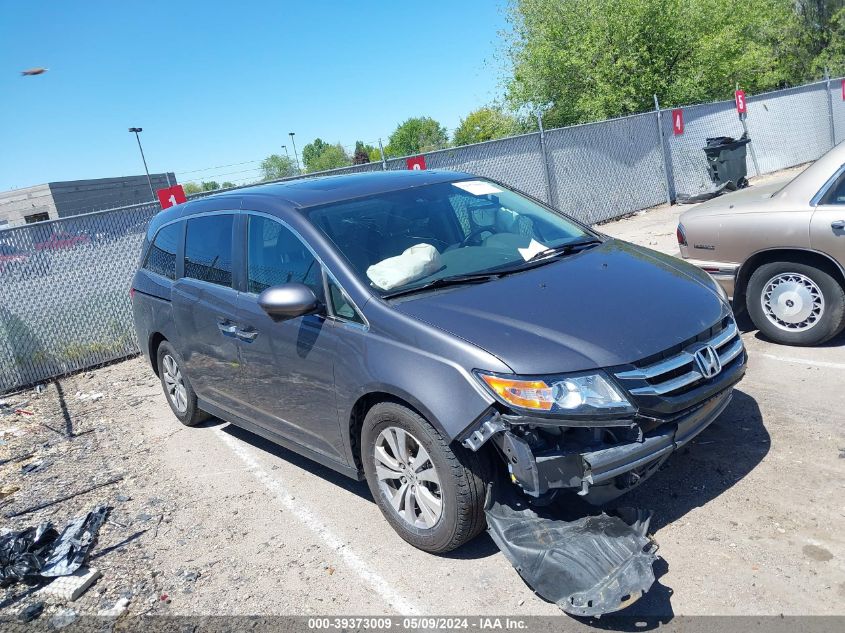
<box><xmin>475</xmin><ymin>370</ymin><xmax>634</xmax><ymax>416</ymax></box>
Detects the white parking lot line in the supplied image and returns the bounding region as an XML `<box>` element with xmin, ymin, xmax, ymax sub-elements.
<box><xmin>215</xmin><ymin>428</ymin><xmax>422</xmax><ymax>616</ymax></box>
<box><xmin>756</xmin><ymin>352</ymin><xmax>845</xmax><ymax>370</ymax></box>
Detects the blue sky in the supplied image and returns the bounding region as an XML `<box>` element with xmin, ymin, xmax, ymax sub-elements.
<box><xmin>0</xmin><ymin>1</ymin><xmax>509</xmax><ymax>191</ymax></box>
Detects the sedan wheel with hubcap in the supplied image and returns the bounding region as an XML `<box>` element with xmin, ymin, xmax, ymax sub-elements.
<box><xmin>761</xmin><ymin>272</ymin><xmax>824</xmax><ymax>332</ymax></box>
<box><xmin>747</xmin><ymin>261</ymin><xmax>845</xmax><ymax>346</ymax></box>
<box><xmin>374</xmin><ymin>426</ymin><xmax>443</xmax><ymax>529</ymax></box>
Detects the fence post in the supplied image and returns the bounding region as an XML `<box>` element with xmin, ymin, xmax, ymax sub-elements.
<box><xmin>536</xmin><ymin>112</ymin><xmax>555</xmax><ymax>206</ymax></box>
<box><xmin>653</xmin><ymin>95</ymin><xmax>675</xmax><ymax>205</ymax></box>
<box><xmin>825</xmin><ymin>68</ymin><xmax>836</xmax><ymax>149</ymax></box>
<box><xmin>378</xmin><ymin>138</ymin><xmax>388</xmax><ymax>170</ymax></box>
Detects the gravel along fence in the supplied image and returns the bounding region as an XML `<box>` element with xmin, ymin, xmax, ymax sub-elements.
<box><xmin>2</xmin><ymin>76</ymin><xmax>844</xmax><ymax>392</ymax></box>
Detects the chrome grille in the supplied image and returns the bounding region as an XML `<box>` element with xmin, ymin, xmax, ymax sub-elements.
<box><xmin>615</xmin><ymin>319</ymin><xmax>744</xmax><ymax>396</ymax></box>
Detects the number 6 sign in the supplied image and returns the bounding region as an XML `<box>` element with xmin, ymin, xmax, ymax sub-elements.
<box><xmin>735</xmin><ymin>89</ymin><xmax>747</xmax><ymax>115</ymax></box>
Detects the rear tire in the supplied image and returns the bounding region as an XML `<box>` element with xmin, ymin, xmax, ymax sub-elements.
<box><xmin>361</xmin><ymin>402</ymin><xmax>489</xmax><ymax>554</ymax></box>
<box><xmin>156</xmin><ymin>340</ymin><xmax>209</xmax><ymax>426</ymax></box>
<box><xmin>746</xmin><ymin>261</ymin><xmax>845</xmax><ymax>345</ymax></box>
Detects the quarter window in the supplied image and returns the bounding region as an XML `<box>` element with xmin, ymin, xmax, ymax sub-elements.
<box><xmin>184</xmin><ymin>215</ymin><xmax>234</xmax><ymax>287</ymax></box>
<box><xmin>818</xmin><ymin>169</ymin><xmax>845</xmax><ymax>205</ymax></box>
<box><xmin>143</xmin><ymin>222</ymin><xmax>180</xmax><ymax>280</ymax></box>
<box><xmin>247</xmin><ymin>215</ymin><xmax>322</xmax><ymax>297</ymax></box>
<box><xmin>328</xmin><ymin>277</ymin><xmax>365</xmax><ymax>324</ymax></box>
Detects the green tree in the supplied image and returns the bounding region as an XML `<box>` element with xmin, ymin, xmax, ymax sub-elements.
<box><xmin>201</xmin><ymin>181</ymin><xmax>220</xmax><ymax>191</ymax></box>
<box><xmin>385</xmin><ymin>117</ymin><xmax>449</xmax><ymax>157</ymax></box>
<box><xmin>260</xmin><ymin>154</ymin><xmax>299</xmax><ymax>180</ymax></box>
<box><xmin>453</xmin><ymin>107</ymin><xmax>520</xmax><ymax>146</ymax></box>
<box><xmin>221</xmin><ymin>181</ymin><xmax>235</xmax><ymax>189</ymax></box>
<box><xmin>183</xmin><ymin>182</ymin><xmax>202</xmax><ymax>195</ymax></box>
<box><xmin>505</xmin><ymin>0</ymin><xmax>807</xmax><ymax>127</ymax></box>
<box><xmin>353</xmin><ymin>141</ymin><xmax>374</xmax><ymax>164</ymax></box>
<box><xmin>807</xmin><ymin>5</ymin><xmax>845</xmax><ymax>74</ymax></box>
<box><xmin>368</xmin><ymin>147</ymin><xmax>383</xmax><ymax>163</ymax></box>
<box><xmin>301</xmin><ymin>138</ymin><xmax>352</xmax><ymax>172</ymax></box>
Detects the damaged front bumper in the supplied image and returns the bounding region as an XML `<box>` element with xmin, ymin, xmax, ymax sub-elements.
<box><xmin>464</xmin><ymin>387</ymin><xmax>734</xmax><ymax>505</ymax></box>
<box><xmin>485</xmin><ymin>477</ymin><xmax>658</xmax><ymax>616</ymax></box>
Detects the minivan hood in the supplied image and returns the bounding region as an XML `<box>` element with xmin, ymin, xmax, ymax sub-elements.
<box><xmin>393</xmin><ymin>240</ymin><xmax>725</xmax><ymax>374</ymax></box>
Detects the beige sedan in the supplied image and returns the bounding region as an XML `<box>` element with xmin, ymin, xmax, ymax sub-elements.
<box><xmin>678</xmin><ymin>142</ymin><xmax>845</xmax><ymax>345</ymax></box>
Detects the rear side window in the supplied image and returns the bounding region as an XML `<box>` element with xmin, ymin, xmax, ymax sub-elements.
<box><xmin>143</xmin><ymin>223</ymin><xmax>180</xmax><ymax>280</ymax></box>
<box><xmin>184</xmin><ymin>214</ymin><xmax>234</xmax><ymax>287</ymax></box>
<box><xmin>247</xmin><ymin>215</ymin><xmax>322</xmax><ymax>297</ymax></box>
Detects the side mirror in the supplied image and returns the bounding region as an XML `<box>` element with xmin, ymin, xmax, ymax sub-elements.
<box><xmin>257</xmin><ymin>283</ymin><xmax>319</xmax><ymax>320</ymax></box>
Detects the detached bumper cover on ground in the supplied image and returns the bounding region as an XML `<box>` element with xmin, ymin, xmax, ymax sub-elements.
<box><xmin>485</xmin><ymin>479</ymin><xmax>658</xmax><ymax>616</ymax></box>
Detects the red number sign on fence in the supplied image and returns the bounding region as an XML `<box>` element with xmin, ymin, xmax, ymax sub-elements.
<box><xmin>406</xmin><ymin>156</ymin><xmax>427</xmax><ymax>170</ymax></box>
<box><xmin>671</xmin><ymin>109</ymin><xmax>684</xmax><ymax>135</ymax></box>
<box><xmin>735</xmin><ymin>90</ymin><xmax>747</xmax><ymax>114</ymax></box>
<box><xmin>157</xmin><ymin>185</ymin><xmax>187</xmax><ymax>210</ymax></box>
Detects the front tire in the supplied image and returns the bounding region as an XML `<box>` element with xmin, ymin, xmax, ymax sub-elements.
<box><xmin>361</xmin><ymin>402</ymin><xmax>489</xmax><ymax>554</ymax></box>
<box><xmin>156</xmin><ymin>341</ymin><xmax>209</xmax><ymax>426</ymax></box>
<box><xmin>746</xmin><ymin>261</ymin><xmax>845</xmax><ymax>345</ymax></box>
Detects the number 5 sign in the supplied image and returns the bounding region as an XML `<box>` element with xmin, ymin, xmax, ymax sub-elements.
<box><xmin>157</xmin><ymin>184</ymin><xmax>187</xmax><ymax>209</ymax></box>
<box><xmin>671</xmin><ymin>109</ymin><xmax>684</xmax><ymax>135</ymax></box>
<box><xmin>735</xmin><ymin>89</ymin><xmax>747</xmax><ymax>115</ymax></box>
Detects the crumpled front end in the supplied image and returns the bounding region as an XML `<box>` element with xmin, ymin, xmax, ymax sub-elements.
<box><xmin>459</xmin><ymin>316</ymin><xmax>746</xmax><ymax>616</ymax></box>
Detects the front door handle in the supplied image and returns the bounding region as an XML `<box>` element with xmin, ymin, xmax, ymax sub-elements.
<box><xmin>236</xmin><ymin>327</ymin><xmax>258</xmax><ymax>342</ymax></box>
<box><xmin>832</xmin><ymin>220</ymin><xmax>845</xmax><ymax>230</ymax></box>
<box><xmin>217</xmin><ymin>320</ymin><xmax>238</xmax><ymax>336</ymax></box>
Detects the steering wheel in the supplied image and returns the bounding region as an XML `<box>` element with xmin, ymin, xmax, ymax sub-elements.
<box><xmin>460</xmin><ymin>225</ymin><xmax>497</xmax><ymax>247</ymax></box>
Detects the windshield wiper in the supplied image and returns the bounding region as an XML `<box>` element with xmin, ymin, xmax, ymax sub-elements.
<box><xmin>382</xmin><ymin>272</ymin><xmax>500</xmax><ymax>299</ymax></box>
<box><xmin>525</xmin><ymin>238</ymin><xmax>602</xmax><ymax>262</ymax></box>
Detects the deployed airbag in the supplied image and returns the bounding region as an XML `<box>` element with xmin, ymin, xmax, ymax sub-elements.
<box><xmin>485</xmin><ymin>479</ymin><xmax>658</xmax><ymax>617</ymax></box>
<box><xmin>367</xmin><ymin>243</ymin><xmax>442</xmax><ymax>291</ymax></box>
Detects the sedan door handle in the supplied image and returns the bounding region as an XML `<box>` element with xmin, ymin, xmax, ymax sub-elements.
<box><xmin>832</xmin><ymin>220</ymin><xmax>845</xmax><ymax>230</ymax></box>
<box><xmin>236</xmin><ymin>327</ymin><xmax>258</xmax><ymax>342</ymax></box>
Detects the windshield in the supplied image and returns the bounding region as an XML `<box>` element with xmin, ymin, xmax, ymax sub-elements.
<box><xmin>306</xmin><ymin>179</ymin><xmax>595</xmax><ymax>296</ymax></box>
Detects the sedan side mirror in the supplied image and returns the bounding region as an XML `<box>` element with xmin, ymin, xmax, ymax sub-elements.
<box><xmin>257</xmin><ymin>283</ymin><xmax>319</xmax><ymax>320</ymax></box>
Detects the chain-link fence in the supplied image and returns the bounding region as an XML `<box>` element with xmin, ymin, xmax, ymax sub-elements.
<box><xmin>0</xmin><ymin>203</ymin><xmax>158</xmax><ymax>392</ymax></box>
<box><xmin>2</xmin><ymin>75</ymin><xmax>845</xmax><ymax>393</ymax></box>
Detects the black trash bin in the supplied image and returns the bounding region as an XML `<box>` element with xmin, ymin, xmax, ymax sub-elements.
<box><xmin>703</xmin><ymin>133</ymin><xmax>750</xmax><ymax>188</ymax></box>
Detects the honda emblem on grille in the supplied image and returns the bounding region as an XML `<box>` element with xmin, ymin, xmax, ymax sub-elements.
<box><xmin>693</xmin><ymin>345</ymin><xmax>722</xmax><ymax>379</ymax></box>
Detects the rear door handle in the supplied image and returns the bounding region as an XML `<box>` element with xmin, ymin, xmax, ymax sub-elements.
<box><xmin>832</xmin><ymin>220</ymin><xmax>845</xmax><ymax>230</ymax></box>
<box><xmin>236</xmin><ymin>327</ymin><xmax>258</xmax><ymax>342</ymax></box>
<box><xmin>217</xmin><ymin>320</ymin><xmax>238</xmax><ymax>336</ymax></box>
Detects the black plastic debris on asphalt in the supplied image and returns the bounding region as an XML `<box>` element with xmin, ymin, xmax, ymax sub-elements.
<box><xmin>484</xmin><ymin>478</ymin><xmax>658</xmax><ymax>617</ymax></box>
<box><xmin>0</xmin><ymin>505</ymin><xmax>109</xmax><ymax>586</ymax></box>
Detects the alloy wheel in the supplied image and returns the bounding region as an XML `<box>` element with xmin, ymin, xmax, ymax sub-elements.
<box><xmin>374</xmin><ymin>426</ymin><xmax>443</xmax><ymax>529</ymax></box>
<box><xmin>761</xmin><ymin>272</ymin><xmax>824</xmax><ymax>332</ymax></box>
<box><xmin>162</xmin><ymin>354</ymin><xmax>188</xmax><ymax>414</ymax></box>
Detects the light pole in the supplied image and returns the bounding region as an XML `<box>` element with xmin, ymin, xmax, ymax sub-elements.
<box><xmin>281</xmin><ymin>144</ymin><xmax>290</xmax><ymax>161</ymax></box>
<box><xmin>288</xmin><ymin>132</ymin><xmax>301</xmax><ymax>173</ymax></box>
<box><xmin>129</xmin><ymin>127</ymin><xmax>155</xmax><ymax>200</ymax></box>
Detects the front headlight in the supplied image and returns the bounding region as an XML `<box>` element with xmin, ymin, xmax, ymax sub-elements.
<box><xmin>476</xmin><ymin>370</ymin><xmax>634</xmax><ymax>415</ymax></box>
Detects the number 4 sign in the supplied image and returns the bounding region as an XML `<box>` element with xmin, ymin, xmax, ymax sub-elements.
<box><xmin>157</xmin><ymin>184</ymin><xmax>187</xmax><ymax>209</ymax></box>
<box><xmin>671</xmin><ymin>109</ymin><xmax>684</xmax><ymax>135</ymax></box>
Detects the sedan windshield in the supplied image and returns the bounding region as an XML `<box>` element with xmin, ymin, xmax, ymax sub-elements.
<box><xmin>306</xmin><ymin>179</ymin><xmax>595</xmax><ymax>296</ymax></box>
